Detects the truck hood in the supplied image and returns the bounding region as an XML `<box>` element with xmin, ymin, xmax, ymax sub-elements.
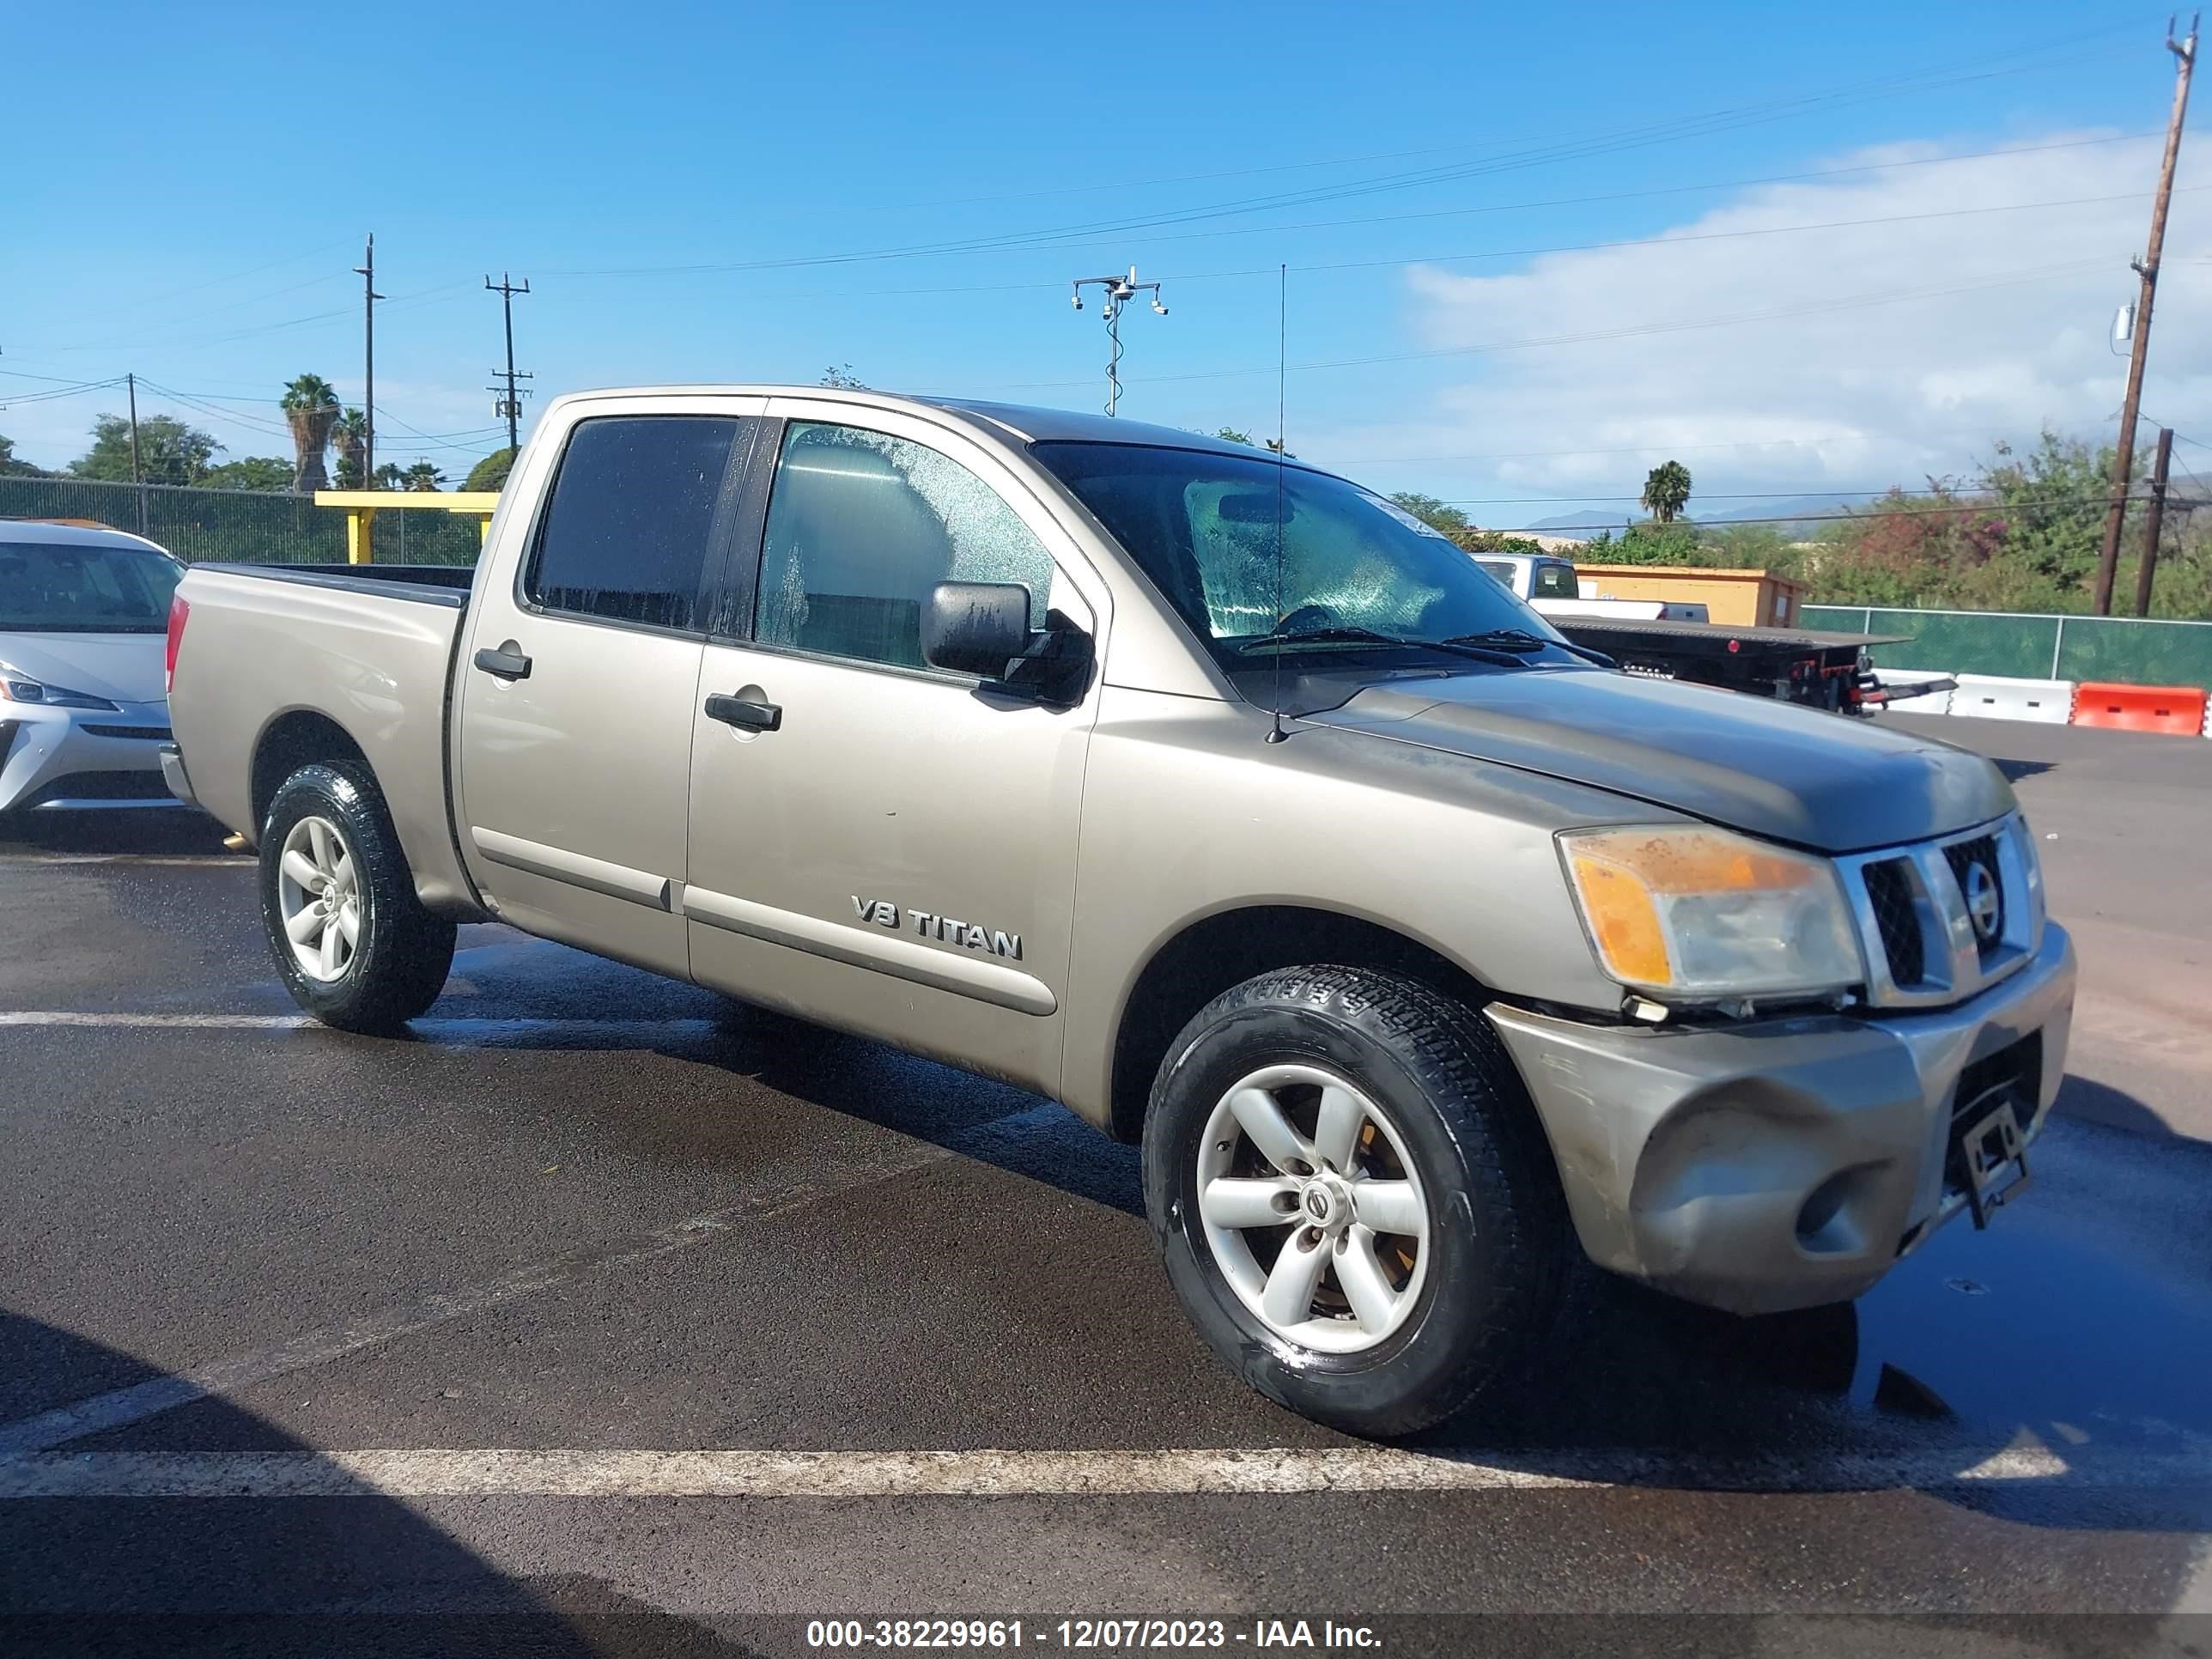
<box><xmin>1306</xmin><ymin>667</ymin><xmax>2012</xmax><ymax>854</ymax></box>
<box><xmin>0</xmin><ymin>631</ymin><xmax>168</xmax><ymax>706</ymax></box>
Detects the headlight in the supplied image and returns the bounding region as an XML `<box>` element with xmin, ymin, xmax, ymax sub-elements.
<box><xmin>0</xmin><ymin>675</ymin><xmax>120</xmax><ymax>712</ymax></box>
<box><xmin>1559</xmin><ymin>825</ymin><xmax>1864</xmax><ymax>1001</ymax></box>
<box><xmin>2006</xmin><ymin>813</ymin><xmax>2046</xmax><ymax>934</ymax></box>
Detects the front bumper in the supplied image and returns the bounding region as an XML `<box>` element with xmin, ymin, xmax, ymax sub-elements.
<box><xmin>1486</xmin><ymin>921</ymin><xmax>2076</xmax><ymax>1316</ymax></box>
<box><xmin>0</xmin><ymin>699</ymin><xmax>183</xmax><ymax>812</ymax></box>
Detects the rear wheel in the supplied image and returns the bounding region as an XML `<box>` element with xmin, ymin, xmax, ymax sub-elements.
<box><xmin>259</xmin><ymin>763</ymin><xmax>454</xmax><ymax>1032</ymax></box>
<box><xmin>1143</xmin><ymin>965</ymin><xmax>1577</xmax><ymax>1438</ymax></box>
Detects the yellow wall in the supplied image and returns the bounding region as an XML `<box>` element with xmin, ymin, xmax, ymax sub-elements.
<box><xmin>1572</xmin><ymin>564</ymin><xmax>1804</xmax><ymax>628</ymax></box>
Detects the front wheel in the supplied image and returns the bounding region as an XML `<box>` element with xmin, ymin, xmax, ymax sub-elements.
<box><xmin>1143</xmin><ymin>965</ymin><xmax>1577</xmax><ymax>1438</ymax></box>
<box><xmin>259</xmin><ymin>763</ymin><xmax>454</xmax><ymax>1033</ymax></box>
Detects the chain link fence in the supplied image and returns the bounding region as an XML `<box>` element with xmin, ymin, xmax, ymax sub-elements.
<box><xmin>1806</xmin><ymin>605</ymin><xmax>2212</xmax><ymax>691</ymax></box>
<box><xmin>0</xmin><ymin>474</ymin><xmax>482</xmax><ymax>567</ymax></box>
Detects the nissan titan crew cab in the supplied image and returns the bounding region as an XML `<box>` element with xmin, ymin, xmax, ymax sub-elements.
<box><xmin>162</xmin><ymin>389</ymin><xmax>2076</xmax><ymax>1437</ymax></box>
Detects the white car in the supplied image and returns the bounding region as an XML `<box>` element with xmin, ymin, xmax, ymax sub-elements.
<box><xmin>0</xmin><ymin>520</ymin><xmax>188</xmax><ymax>815</ymax></box>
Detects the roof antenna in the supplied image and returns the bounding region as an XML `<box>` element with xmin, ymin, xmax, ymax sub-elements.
<box><xmin>1265</xmin><ymin>262</ymin><xmax>1290</xmax><ymax>745</ymax></box>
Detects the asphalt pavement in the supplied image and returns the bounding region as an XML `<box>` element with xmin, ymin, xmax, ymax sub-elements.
<box><xmin>2</xmin><ymin>715</ymin><xmax>2209</xmax><ymax>1657</ymax></box>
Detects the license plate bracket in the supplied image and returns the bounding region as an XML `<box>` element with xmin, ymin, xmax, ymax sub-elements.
<box><xmin>1955</xmin><ymin>1099</ymin><xmax>2030</xmax><ymax>1229</ymax></box>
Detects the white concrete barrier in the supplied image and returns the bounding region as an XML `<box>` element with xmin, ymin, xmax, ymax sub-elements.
<box><xmin>1875</xmin><ymin>668</ymin><xmax>1955</xmax><ymax>714</ymax></box>
<box><xmin>1948</xmin><ymin>673</ymin><xmax>2075</xmax><ymax>725</ymax></box>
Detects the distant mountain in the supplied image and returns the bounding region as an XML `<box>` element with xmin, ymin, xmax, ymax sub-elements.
<box><xmin>1697</xmin><ymin>494</ymin><xmax>1863</xmax><ymax>527</ymax></box>
<box><xmin>1522</xmin><ymin>510</ymin><xmax>1626</xmax><ymax>532</ymax></box>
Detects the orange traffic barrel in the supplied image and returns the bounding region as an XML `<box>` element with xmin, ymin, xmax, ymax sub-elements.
<box><xmin>2069</xmin><ymin>681</ymin><xmax>2209</xmax><ymax>737</ymax></box>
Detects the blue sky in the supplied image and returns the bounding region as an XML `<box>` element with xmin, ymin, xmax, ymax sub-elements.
<box><xmin>3</xmin><ymin>1</ymin><xmax>2203</xmax><ymax>523</ymax></box>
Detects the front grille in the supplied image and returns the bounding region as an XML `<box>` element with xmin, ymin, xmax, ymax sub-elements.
<box><xmin>1942</xmin><ymin>834</ymin><xmax>2005</xmax><ymax>961</ymax></box>
<box><xmin>81</xmin><ymin>724</ymin><xmax>172</xmax><ymax>741</ymax></box>
<box><xmin>20</xmin><ymin>770</ymin><xmax>178</xmax><ymax>805</ymax></box>
<box><xmin>1863</xmin><ymin>858</ymin><xmax>1925</xmax><ymax>986</ymax></box>
<box><xmin>1841</xmin><ymin>814</ymin><xmax>2034</xmax><ymax>1008</ymax></box>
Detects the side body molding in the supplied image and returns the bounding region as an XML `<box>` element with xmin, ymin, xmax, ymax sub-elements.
<box><xmin>469</xmin><ymin>826</ymin><xmax>675</xmax><ymax>912</ymax></box>
<box><xmin>683</xmin><ymin>885</ymin><xmax>1058</xmax><ymax>1016</ymax></box>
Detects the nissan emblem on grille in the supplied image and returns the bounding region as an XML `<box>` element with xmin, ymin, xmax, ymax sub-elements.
<box><xmin>1963</xmin><ymin>859</ymin><xmax>2002</xmax><ymax>944</ymax></box>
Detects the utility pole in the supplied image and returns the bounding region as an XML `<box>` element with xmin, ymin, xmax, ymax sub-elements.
<box><xmin>2133</xmin><ymin>426</ymin><xmax>2177</xmax><ymax>617</ymax></box>
<box><xmin>354</xmin><ymin>234</ymin><xmax>384</xmax><ymax>488</ymax></box>
<box><xmin>483</xmin><ymin>273</ymin><xmax>532</xmax><ymax>455</ymax></box>
<box><xmin>1070</xmin><ymin>266</ymin><xmax>1167</xmax><ymax>416</ymax></box>
<box><xmin>125</xmin><ymin>371</ymin><xmax>146</xmax><ymax>534</ymax></box>
<box><xmin>2094</xmin><ymin>14</ymin><xmax>2198</xmax><ymax>615</ymax></box>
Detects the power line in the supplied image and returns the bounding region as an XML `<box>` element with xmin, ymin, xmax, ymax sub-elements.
<box><xmin>1484</xmin><ymin>492</ymin><xmax>2155</xmax><ymax>531</ymax></box>
<box><xmin>536</xmin><ymin>33</ymin><xmax>2144</xmax><ymax>282</ymax></box>
<box><xmin>994</xmin><ymin>255</ymin><xmax>2113</xmax><ymax>391</ymax></box>
<box><xmin>847</xmin><ymin>23</ymin><xmax>2144</xmax><ymax>216</ymax></box>
<box><xmin>591</xmin><ymin>131</ymin><xmax>2170</xmax><ymax>289</ymax></box>
<box><xmin>40</xmin><ymin>271</ymin><xmax>351</xmax><ymax>355</ymax></box>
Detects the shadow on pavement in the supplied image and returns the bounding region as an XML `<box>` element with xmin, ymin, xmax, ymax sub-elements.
<box><xmin>2057</xmin><ymin>1073</ymin><xmax>2201</xmax><ymax>1144</ymax></box>
<box><xmin>0</xmin><ymin>1312</ymin><xmax>757</xmax><ymax>1658</ymax></box>
<box><xmin>0</xmin><ymin>807</ymin><xmax>235</xmax><ymax>859</ymax></box>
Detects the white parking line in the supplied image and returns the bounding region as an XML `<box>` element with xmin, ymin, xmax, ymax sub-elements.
<box><xmin>0</xmin><ymin>1122</ymin><xmax>1001</xmax><ymax>1459</ymax></box>
<box><xmin>0</xmin><ymin>854</ymin><xmax>248</xmax><ymax>867</ymax></box>
<box><xmin>0</xmin><ymin>1012</ymin><xmax>719</xmax><ymax>1034</ymax></box>
<box><xmin>3</xmin><ymin>1440</ymin><xmax>2208</xmax><ymax>1499</ymax></box>
<box><xmin>0</xmin><ymin>1012</ymin><xmax>312</xmax><ymax>1029</ymax></box>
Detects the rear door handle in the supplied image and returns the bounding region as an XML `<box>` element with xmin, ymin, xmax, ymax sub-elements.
<box><xmin>473</xmin><ymin>645</ymin><xmax>532</xmax><ymax>681</ymax></box>
<box><xmin>704</xmin><ymin>693</ymin><xmax>781</xmax><ymax>732</ymax></box>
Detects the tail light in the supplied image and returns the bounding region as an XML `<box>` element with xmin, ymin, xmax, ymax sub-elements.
<box><xmin>165</xmin><ymin>592</ymin><xmax>190</xmax><ymax>695</ymax></box>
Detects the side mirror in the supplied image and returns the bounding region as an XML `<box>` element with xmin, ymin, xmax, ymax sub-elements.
<box><xmin>921</xmin><ymin>581</ymin><xmax>1031</xmax><ymax>678</ymax></box>
<box><xmin>921</xmin><ymin>581</ymin><xmax>1093</xmax><ymax>705</ymax></box>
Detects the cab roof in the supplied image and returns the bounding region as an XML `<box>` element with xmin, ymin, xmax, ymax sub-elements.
<box><xmin>550</xmin><ymin>386</ymin><xmax>1318</xmax><ymax>467</ymax></box>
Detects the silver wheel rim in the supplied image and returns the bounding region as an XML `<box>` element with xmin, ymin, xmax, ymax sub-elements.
<box><xmin>276</xmin><ymin>815</ymin><xmax>362</xmax><ymax>983</ymax></box>
<box><xmin>1196</xmin><ymin>1063</ymin><xmax>1432</xmax><ymax>1355</ymax></box>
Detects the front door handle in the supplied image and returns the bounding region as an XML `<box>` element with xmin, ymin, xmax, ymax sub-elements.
<box><xmin>473</xmin><ymin>644</ymin><xmax>532</xmax><ymax>681</ymax></box>
<box><xmin>704</xmin><ymin>693</ymin><xmax>781</xmax><ymax>732</ymax></box>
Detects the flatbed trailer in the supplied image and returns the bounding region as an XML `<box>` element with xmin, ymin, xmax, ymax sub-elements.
<box><xmin>1550</xmin><ymin>616</ymin><xmax>1951</xmax><ymax>714</ymax></box>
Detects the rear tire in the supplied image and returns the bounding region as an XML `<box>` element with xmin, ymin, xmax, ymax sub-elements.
<box><xmin>1143</xmin><ymin>965</ymin><xmax>1577</xmax><ymax>1439</ymax></box>
<box><xmin>258</xmin><ymin>762</ymin><xmax>454</xmax><ymax>1033</ymax></box>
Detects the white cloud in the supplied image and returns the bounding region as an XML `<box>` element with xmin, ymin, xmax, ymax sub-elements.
<box><xmin>1305</xmin><ymin>133</ymin><xmax>2212</xmax><ymax>520</ymax></box>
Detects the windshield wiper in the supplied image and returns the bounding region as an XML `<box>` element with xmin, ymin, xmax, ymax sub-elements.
<box><xmin>1234</xmin><ymin>625</ymin><xmax>1530</xmax><ymax>666</ymax></box>
<box><xmin>1443</xmin><ymin>628</ymin><xmax>1616</xmax><ymax>668</ymax></box>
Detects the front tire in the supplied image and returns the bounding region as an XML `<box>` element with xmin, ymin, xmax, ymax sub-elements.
<box><xmin>258</xmin><ymin>763</ymin><xmax>454</xmax><ymax>1033</ymax></box>
<box><xmin>1143</xmin><ymin>966</ymin><xmax>1575</xmax><ymax>1438</ymax></box>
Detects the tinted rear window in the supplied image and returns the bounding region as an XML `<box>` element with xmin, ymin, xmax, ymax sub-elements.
<box><xmin>0</xmin><ymin>541</ymin><xmax>182</xmax><ymax>633</ymax></box>
<box><xmin>525</xmin><ymin>417</ymin><xmax>740</xmax><ymax>631</ymax></box>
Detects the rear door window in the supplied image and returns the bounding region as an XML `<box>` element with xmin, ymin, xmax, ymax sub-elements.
<box><xmin>524</xmin><ymin>416</ymin><xmax>742</xmax><ymax>632</ymax></box>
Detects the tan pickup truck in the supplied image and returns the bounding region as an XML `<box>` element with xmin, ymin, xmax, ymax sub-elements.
<box><xmin>162</xmin><ymin>388</ymin><xmax>2075</xmax><ymax>1436</ymax></box>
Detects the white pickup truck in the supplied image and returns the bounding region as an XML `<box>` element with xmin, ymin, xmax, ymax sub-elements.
<box><xmin>1472</xmin><ymin>550</ymin><xmax>1711</xmax><ymax>624</ymax></box>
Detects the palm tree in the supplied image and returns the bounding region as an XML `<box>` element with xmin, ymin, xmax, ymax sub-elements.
<box><xmin>279</xmin><ymin>374</ymin><xmax>341</xmax><ymax>494</ymax></box>
<box><xmin>372</xmin><ymin>461</ymin><xmax>408</xmax><ymax>491</ymax></box>
<box><xmin>331</xmin><ymin>408</ymin><xmax>367</xmax><ymax>489</ymax></box>
<box><xmin>402</xmin><ymin>459</ymin><xmax>445</xmax><ymax>492</ymax></box>
<box><xmin>1641</xmin><ymin>459</ymin><xmax>1693</xmax><ymax>524</ymax></box>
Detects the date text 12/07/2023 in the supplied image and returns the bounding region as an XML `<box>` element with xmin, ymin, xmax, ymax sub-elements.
<box><xmin>805</xmin><ymin>1620</ymin><xmax>1385</xmax><ymax>1650</ymax></box>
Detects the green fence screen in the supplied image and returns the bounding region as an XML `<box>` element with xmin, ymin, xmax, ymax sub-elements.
<box><xmin>1804</xmin><ymin>605</ymin><xmax>2212</xmax><ymax>693</ymax></box>
<box><xmin>0</xmin><ymin>474</ymin><xmax>481</xmax><ymax>568</ymax></box>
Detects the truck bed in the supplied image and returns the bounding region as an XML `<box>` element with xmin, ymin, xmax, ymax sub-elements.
<box><xmin>167</xmin><ymin>561</ymin><xmax>480</xmax><ymax>915</ymax></box>
<box><xmin>1551</xmin><ymin>616</ymin><xmax>1903</xmax><ymax>661</ymax></box>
